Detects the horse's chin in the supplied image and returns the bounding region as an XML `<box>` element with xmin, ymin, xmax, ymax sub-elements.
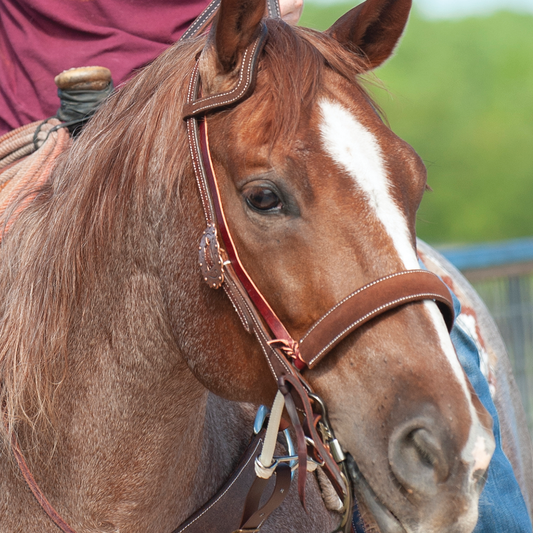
<box><xmin>347</xmin><ymin>455</ymin><xmax>407</xmax><ymax>533</ymax></box>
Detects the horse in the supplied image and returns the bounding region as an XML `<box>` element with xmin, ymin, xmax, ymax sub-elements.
<box><xmin>0</xmin><ymin>0</ymin><xmax>530</xmax><ymax>530</ymax></box>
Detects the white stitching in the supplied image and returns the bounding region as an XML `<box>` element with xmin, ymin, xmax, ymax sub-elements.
<box><xmin>182</xmin><ymin>0</ymin><xmax>219</xmax><ymax>39</ymax></box>
<box><xmin>190</xmin><ymin>37</ymin><xmax>260</xmax><ymax>114</ymax></box>
<box><xmin>187</xmin><ymin>120</ymin><xmax>212</xmax><ymax>223</ymax></box>
<box><xmin>223</xmin><ymin>281</ymin><xmax>251</xmax><ymax>332</ymax></box>
<box><xmin>192</xmin><ymin>47</ymin><xmax>250</xmax><ymax>108</ymax></box>
<box><xmin>232</xmin><ymin>286</ymin><xmax>290</xmax><ymax>373</ymax></box>
<box><xmin>300</xmin><ymin>270</ymin><xmax>426</xmax><ymax>343</ymax></box>
<box><xmin>224</xmin><ymin>277</ymin><xmax>286</xmax><ymax>379</ymax></box>
<box><xmin>308</xmin><ymin>292</ymin><xmax>446</xmax><ymax>367</ymax></box>
<box><xmin>178</xmin><ymin>438</ymin><xmax>264</xmax><ymax>530</ymax></box>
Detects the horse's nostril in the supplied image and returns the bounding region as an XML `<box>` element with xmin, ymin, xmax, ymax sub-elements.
<box><xmin>389</xmin><ymin>421</ymin><xmax>450</xmax><ymax>497</ymax></box>
<box><xmin>411</xmin><ymin>428</ymin><xmax>449</xmax><ymax>481</ymax></box>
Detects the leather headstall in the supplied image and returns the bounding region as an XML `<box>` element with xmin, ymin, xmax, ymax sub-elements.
<box><xmin>182</xmin><ymin>22</ymin><xmax>455</xmax><ymax>533</ymax></box>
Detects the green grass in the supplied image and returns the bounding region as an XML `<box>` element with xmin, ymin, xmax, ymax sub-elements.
<box><xmin>299</xmin><ymin>6</ymin><xmax>533</xmax><ymax>245</ymax></box>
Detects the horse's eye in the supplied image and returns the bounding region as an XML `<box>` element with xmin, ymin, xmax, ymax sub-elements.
<box><xmin>244</xmin><ymin>187</ymin><xmax>282</xmax><ymax>212</ymax></box>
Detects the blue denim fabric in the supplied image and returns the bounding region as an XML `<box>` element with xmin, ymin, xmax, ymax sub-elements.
<box><xmin>451</xmin><ymin>292</ymin><xmax>532</xmax><ymax>533</ymax></box>
<box><xmin>352</xmin><ymin>289</ymin><xmax>532</xmax><ymax>533</ymax></box>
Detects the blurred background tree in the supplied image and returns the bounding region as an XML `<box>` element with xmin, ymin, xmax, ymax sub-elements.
<box><xmin>300</xmin><ymin>4</ymin><xmax>533</xmax><ymax>245</ymax></box>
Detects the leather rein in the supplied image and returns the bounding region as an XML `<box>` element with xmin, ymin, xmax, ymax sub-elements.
<box><xmin>9</xmin><ymin>5</ymin><xmax>455</xmax><ymax>533</ymax></box>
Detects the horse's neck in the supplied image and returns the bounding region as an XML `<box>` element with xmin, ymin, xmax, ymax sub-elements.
<box><xmin>0</xmin><ymin>268</ymin><xmax>252</xmax><ymax>532</ymax></box>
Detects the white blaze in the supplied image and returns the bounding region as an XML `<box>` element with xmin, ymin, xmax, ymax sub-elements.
<box><xmin>318</xmin><ymin>99</ymin><xmax>419</xmax><ymax>271</ymax></box>
<box><xmin>318</xmin><ymin>98</ymin><xmax>494</xmax><ymax>471</ymax></box>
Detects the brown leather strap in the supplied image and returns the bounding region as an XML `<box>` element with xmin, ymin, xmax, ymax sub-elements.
<box><xmin>278</xmin><ymin>380</ymin><xmax>310</xmax><ymax>503</ymax></box>
<box><xmin>186</xmin><ymin>79</ymin><xmax>300</xmax><ymax>383</ymax></box>
<box><xmin>279</xmin><ymin>375</ymin><xmax>348</xmax><ymax>500</ymax></box>
<box><xmin>298</xmin><ymin>270</ymin><xmax>455</xmax><ymax>368</ymax></box>
<box><xmin>182</xmin><ymin>24</ymin><xmax>268</xmax><ymax>120</ymax></box>
<box><xmin>238</xmin><ymin>464</ymin><xmax>291</xmax><ymax>531</ymax></box>
<box><xmin>180</xmin><ymin>0</ymin><xmax>279</xmax><ymax>43</ymax></box>
<box><xmin>173</xmin><ymin>431</ymin><xmax>266</xmax><ymax>533</ymax></box>
<box><xmin>180</xmin><ymin>0</ymin><xmax>221</xmax><ymax>41</ymax></box>
<box><xmin>265</xmin><ymin>0</ymin><xmax>281</xmax><ymax>19</ymax></box>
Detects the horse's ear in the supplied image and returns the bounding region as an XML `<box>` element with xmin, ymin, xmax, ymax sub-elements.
<box><xmin>200</xmin><ymin>0</ymin><xmax>265</xmax><ymax>94</ymax></box>
<box><xmin>326</xmin><ymin>0</ymin><xmax>412</xmax><ymax>70</ymax></box>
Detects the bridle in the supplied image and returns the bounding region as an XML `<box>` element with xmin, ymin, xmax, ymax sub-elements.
<box><xmin>8</xmin><ymin>8</ymin><xmax>456</xmax><ymax>533</ymax></box>
<box><xmin>180</xmin><ymin>21</ymin><xmax>455</xmax><ymax>533</ymax></box>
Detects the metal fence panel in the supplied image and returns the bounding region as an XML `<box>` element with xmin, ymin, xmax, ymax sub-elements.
<box><xmin>441</xmin><ymin>238</ymin><xmax>533</xmax><ymax>440</ymax></box>
<box><xmin>473</xmin><ymin>275</ymin><xmax>533</xmax><ymax>437</ymax></box>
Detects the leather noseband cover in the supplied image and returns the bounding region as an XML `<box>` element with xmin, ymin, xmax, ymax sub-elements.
<box><xmin>298</xmin><ymin>270</ymin><xmax>454</xmax><ymax>369</ymax></box>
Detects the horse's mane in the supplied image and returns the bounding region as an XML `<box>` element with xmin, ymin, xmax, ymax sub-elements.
<box><xmin>0</xmin><ymin>20</ymin><xmax>371</xmax><ymax>443</ymax></box>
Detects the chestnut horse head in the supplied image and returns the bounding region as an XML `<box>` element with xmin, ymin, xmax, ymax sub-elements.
<box><xmin>0</xmin><ymin>0</ymin><xmax>494</xmax><ymax>531</ymax></box>
<box><xmin>179</xmin><ymin>0</ymin><xmax>496</xmax><ymax>529</ymax></box>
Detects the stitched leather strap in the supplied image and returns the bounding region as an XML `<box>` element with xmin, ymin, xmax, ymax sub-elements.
<box><xmin>181</xmin><ymin>0</ymin><xmax>221</xmax><ymax>41</ymax></box>
<box><xmin>298</xmin><ymin>270</ymin><xmax>454</xmax><ymax>369</ymax></box>
<box><xmin>173</xmin><ymin>431</ymin><xmax>266</xmax><ymax>533</ymax></box>
<box><xmin>265</xmin><ymin>0</ymin><xmax>281</xmax><ymax>19</ymax></box>
<box><xmin>180</xmin><ymin>0</ymin><xmax>280</xmax><ymax>42</ymax></box>
<box><xmin>182</xmin><ymin>24</ymin><xmax>268</xmax><ymax>120</ymax></box>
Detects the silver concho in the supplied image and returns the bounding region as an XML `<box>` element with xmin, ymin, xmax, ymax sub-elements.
<box><xmin>198</xmin><ymin>224</ymin><xmax>225</xmax><ymax>289</ymax></box>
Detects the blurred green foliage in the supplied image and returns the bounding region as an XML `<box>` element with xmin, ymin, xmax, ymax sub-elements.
<box><xmin>300</xmin><ymin>6</ymin><xmax>533</xmax><ymax>245</ymax></box>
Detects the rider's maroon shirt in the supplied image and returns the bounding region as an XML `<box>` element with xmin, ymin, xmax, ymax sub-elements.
<box><xmin>0</xmin><ymin>0</ymin><xmax>208</xmax><ymax>136</ymax></box>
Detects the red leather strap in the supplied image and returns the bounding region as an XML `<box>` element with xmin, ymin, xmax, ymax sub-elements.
<box><xmin>197</xmin><ymin>119</ymin><xmax>294</xmax><ymax>345</ymax></box>
<box><xmin>11</xmin><ymin>433</ymin><xmax>77</xmax><ymax>533</ymax></box>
